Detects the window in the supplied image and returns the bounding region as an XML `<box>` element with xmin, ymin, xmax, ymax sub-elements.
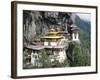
<box><xmin>35</xmin><ymin>55</ymin><xmax>37</xmax><ymax>59</ymax></box>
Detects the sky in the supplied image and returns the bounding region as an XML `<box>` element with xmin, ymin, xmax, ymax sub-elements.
<box><xmin>76</xmin><ymin>13</ymin><xmax>91</xmax><ymax>21</ymax></box>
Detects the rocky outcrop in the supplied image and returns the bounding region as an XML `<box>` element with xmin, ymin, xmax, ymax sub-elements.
<box><xmin>23</xmin><ymin>11</ymin><xmax>72</xmax><ymax>46</ymax></box>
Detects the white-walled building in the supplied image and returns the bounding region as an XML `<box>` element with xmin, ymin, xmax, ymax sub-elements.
<box><xmin>71</xmin><ymin>27</ymin><xmax>80</xmax><ymax>41</ymax></box>
<box><xmin>24</xmin><ymin>25</ymin><xmax>80</xmax><ymax>66</ymax></box>
<box><xmin>41</xmin><ymin>30</ymin><xmax>68</xmax><ymax>63</ymax></box>
<box><xmin>25</xmin><ymin>45</ymin><xmax>45</xmax><ymax>67</ymax></box>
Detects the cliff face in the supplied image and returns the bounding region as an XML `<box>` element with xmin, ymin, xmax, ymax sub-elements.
<box><xmin>23</xmin><ymin>11</ymin><xmax>72</xmax><ymax>45</ymax></box>
<box><xmin>23</xmin><ymin>10</ymin><xmax>91</xmax><ymax>67</ymax></box>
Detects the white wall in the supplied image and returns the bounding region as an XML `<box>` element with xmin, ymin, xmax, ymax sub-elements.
<box><xmin>0</xmin><ymin>0</ymin><xmax>100</xmax><ymax>80</ymax></box>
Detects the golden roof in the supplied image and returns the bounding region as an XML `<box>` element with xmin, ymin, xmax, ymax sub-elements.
<box><xmin>45</xmin><ymin>31</ymin><xmax>68</xmax><ymax>35</ymax></box>
<box><xmin>41</xmin><ymin>36</ymin><xmax>64</xmax><ymax>39</ymax></box>
<box><xmin>45</xmin><ymin>32</ymin><xmax>59</xmax><ymax>35</ymax></box>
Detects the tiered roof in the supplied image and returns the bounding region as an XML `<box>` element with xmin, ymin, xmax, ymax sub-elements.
<box><xmin>25</xmin><ymin>45</ymin><xmax>45</xmax><ymax>50</ymax></box>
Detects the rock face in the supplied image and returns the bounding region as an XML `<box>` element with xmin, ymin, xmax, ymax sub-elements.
<box><xmin>23</xmin><ymin>11</ymin><xmax>72</xmax><ymax>46</ymax></box>
<box><xmin>23</xmin><ymin>10</ymin><xmax>91</xmax><ymax>68</ymax></box>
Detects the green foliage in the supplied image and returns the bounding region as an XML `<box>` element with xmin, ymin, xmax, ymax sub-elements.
<box><xmin>23</xmin><ymin>49</ymin><xmax>33</xmax><ymax>69</ymax></box>
<box><xmin>74</xmin><ymin>15</ymin><xmax>91</xmax><ymax>66</ymax></box>
<box><xmin>51</xmin><ymin>59</ymin><xmax>69</xmax><ymax>67</ymax></box>
<box><xmin>70</xmin><ymin>15</ymin><xmax>91</xmax><ymax>67</ymax></box>
<box><xmin>68</xmin><ymin>42</ymin><xmax>90</xmax><ymax>67</ymax></box>
<box><xmin>51</xmin><ymin>60</ymin><xmax>61</xmax><ymax>67</ymax></box>
<box><xmin>80</xmin><ymin>29</ymin><xmax>91</xmax><ymax>52</ymax></box>
<box><xmin>23</xmin><ymin>49</ymin><xmax>29</xmax><ymax>64</ymax></box>
<box><xmin>39</xmin><ymin>49</ymin><xmax>52</xmax><ymax>68</ymax></box>
<box><xmin>72</xmin><ymin>43</ymin><xmax>85</xmax><ymax>66</ymax></box>
<box><xmin>39</xmin><ymin>49</ymin><xmax>69</xmax><ymax>68</ymax></box>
